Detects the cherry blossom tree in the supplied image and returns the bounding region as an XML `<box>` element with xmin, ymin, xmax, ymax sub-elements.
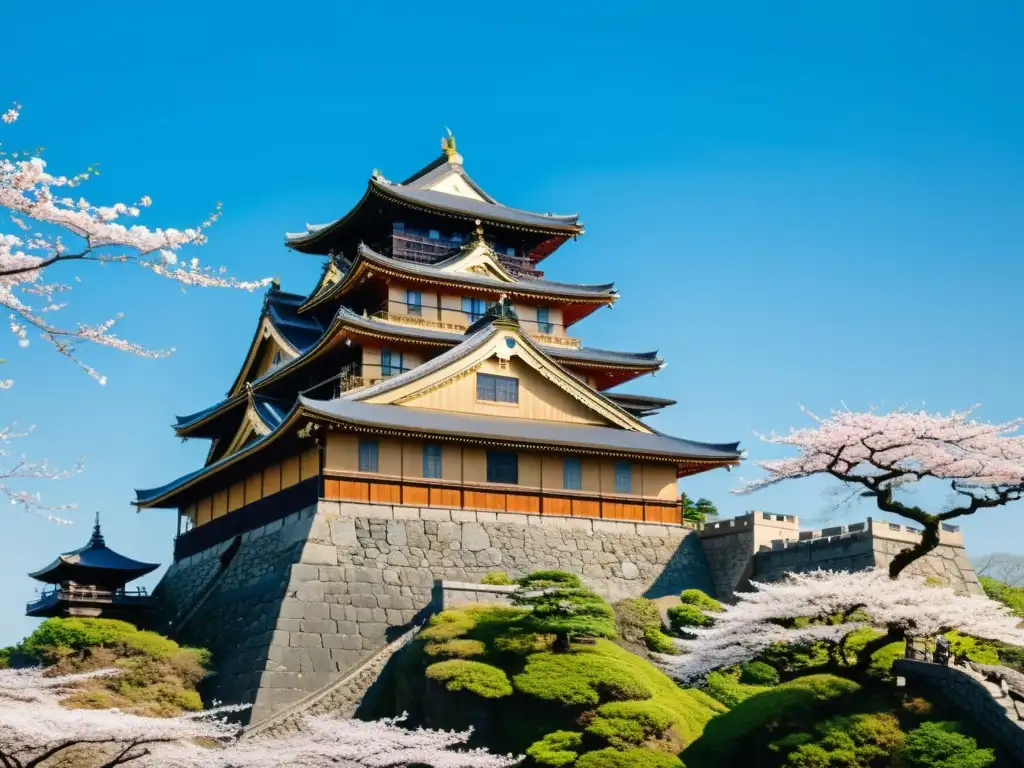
<box><xmin>0</xmin><ymin>666</ymin><xmax>521</xmax><ymax>768</ymax></box>
<box><xmin>735</xmin><ymin>405</ymin><xmax>1024</xmax><ymax>578</ymax></box>
<box><xmin>659</xmin><ymin>568</ymin><xmax>1024</xmax><ymax>683</ymax></box>
<box><xmin>1</xmin><ymin>104</ymin><xmax>269</xmax><ymax>518</ymax></box>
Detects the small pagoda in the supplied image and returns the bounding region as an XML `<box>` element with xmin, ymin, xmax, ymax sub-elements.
<box><xmin>26</xmin><ymin>514</ymin><xmax>160</xmax><ymax>621</ymax></box>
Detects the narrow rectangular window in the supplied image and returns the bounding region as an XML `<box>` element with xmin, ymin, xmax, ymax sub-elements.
<box><xmin>477</xmin><ymin>373</ymin><xmax>519</xmax><ymax>404</ymax></box>
<box><xmin>429</xmin><ymin>229</ymin><xmax>440</xmax><ymax>240</ymax></box>
<box><xmin>614</xmin><ymin>461</ymin><xmax>632</xmax><ymax>494</ymax></box>
<box><xmin>563</xmin><ymin>458</ymin><xmax>582</xmax><ymax>490</ymax></box>
<box><xmin>462</xmin><ymin>296</ymin><xmax>487</xmax><ymax>322</ymax></box>
<box><xmin>537</xmin><ymin>307</ymin><xmax>552</xmax><ymax>334</ymax></box>
<box><xmin>406</xmin><ymin>290</ymin><xmax>422</xmax><ymax>317</ymax></box>
<box><xmin>381</xmin><ymin>348</ymin><xmax>403</xmax><ymax>377</ymax></box>
<box><xmin>506</xmin><ymin>247</ymin><xmax>515</xmax><ymax>256</ymax></box>
<box><xmin>423</xmin><ymin>444</ymin><xmax>443</xmax><ymax>479</ymax></box>
<box><xmin>358</xmin><ymin>439</ymin><xmax>379</xmax><ymax>473</ymax></box>
<box><xmin>487</xmin><ymin>451</ymin><xmax>518</xmax><ymax>484</ymax></box>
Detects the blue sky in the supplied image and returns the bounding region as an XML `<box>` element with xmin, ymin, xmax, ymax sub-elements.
<box><xmin>1</xmin><ymin>1</ymin><xmax>1021</xmax><ymax>644</ymax></box>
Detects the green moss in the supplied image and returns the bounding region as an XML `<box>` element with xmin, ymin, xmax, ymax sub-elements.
<box><xmin>19</xmin><ymin>618</ymin><xmax>185</xmax><ymax>662</ymax></box>
<box><xmin>945</xmin><ymin>631</ymin><xmax>1001</xmax><ymax>666</ymax></box>
<box><xmin>682</xmin><ymin>674</ymin><xmax>861</xmax><ymax>767</ymax></box>
<box><xmin>526</xmin><ymin>731</ymin><xmax>583</xmax><ymax>767</ymax></box>
<box><xmin>643</xmin><ymin>627</ymin><xmax>678</xmax><ymax>655</ymax></box>
<box><xmin>739</xmin><ymin>661</ymin><xmax>779</xmax><ymax>686</ymax></box>
<box><xmin>518</xmin><ymin>570</ymin><xmax>584</xmax><ymax>589</ymax></box>
<box><xmin>667</xmin><ymin>604</ymin><xmax>714</xmax><ymax>638</ymax></box>
<box><xmin>772</xmin><ymin>712</ymin><xmax>905</xmax><ymax>767</ymax></box>
<box><xmin>981</xmin><ymin>576</ymin><xmax>1024</xmax><ymax>619</ymax></box>
<box><xmin>587</xmin><ymin>700</ymin><xmax>677</xmax><ymax>748</ymax></box>
<box><xmin>481</xmin><ymin>571</ymin><xmax>514</xmax><ymax>586</ymax></box>
<box><xmin>420</xmin><ymin>610</ymin><xmax>477</xmax><ymax>642</ymax></box>
<box><xmin>705</xmin><ymin>670</ymin><xmax>770</xmax><ymax>708</ymax></box>
<box><xmin>681</xmin><ymin>687</ymin><xmax>729</xmax><ymax>714</ymax></box>
<box><xmin>679</xmin><ymin>589</ymin><xmax>722</xmax><ymax>612</ymax></box>
<box><xmin>425</xmin><ymin>660</ymin><xmax>513</xmax><ymax>698</ymax></box>
<box><xmin>513</xmin><ymin>647</ymin><xmax>653</xmax><ymax>706</ymax></box>
<box><xmin>424</xmin><ymin>639</ymin><xmax>486</xmax><ymax>659</ymax></box>
<box><xmin>575</xmin><ymin>747</ymin><xmax>684</xmax><ymax>768</ymax></box>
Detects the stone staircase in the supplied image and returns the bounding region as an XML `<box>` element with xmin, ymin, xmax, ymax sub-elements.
<box><xmin>240</xmin><ymin>626</ymin><xmax>420</xmax><ymax>741</ymax></box>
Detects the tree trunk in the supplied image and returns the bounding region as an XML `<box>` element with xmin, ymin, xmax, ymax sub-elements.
<box><xmin>554</xmin><ymin>632</ymin><xmax>571</xmax><ymax>651</ymax></box>
<box><xmin>853</xmin><ymin>627</ymin><xmax>904</xmax><ymax>675</ymax></box>
<box><xmin>888</xmin><ymin>521</ymin><xmax>941</xmax><ymax>579</ymax></box>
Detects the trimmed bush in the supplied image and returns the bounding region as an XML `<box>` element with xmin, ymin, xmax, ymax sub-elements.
<box><xmin>771</xmin><ymin>712</ymin><xmax>905</xmax><ymax>766</ymax></box>
<box><xmin>679</xmin><ymin>590</ymin><xmax>722</xmax><ymax>612</ymax></box>
<box><xmin>482</xmin><ymin>571</ymin><xmax>514</xmax><ymax>586</ymax></box>
<box><xmin>425</xmin><ymin>660</ymin><xmax>513</xmax><ymax>698</ymax></box>
<box><xmin>739</xmin><ymin>661</ymin><xmax>779</xmax><ymax>686</ymax></box>
<box><xmin>424</xmin><ymin>639</ymin><xmax>486</xmax><ymax>659</ymax></box>
<box><xmin>587</xmin><ymin>700</ymin><xmax>677</xmax><ymax>748</ymax></box>
<box><xmin>526</xmin><ymin>731</ymin><xmax>583</xmax><ymax>767</ymax></box>
<box><xmin>901</xmin><ymin>721</ymin><xmax>995</xmax><ymax>768</ymax></box>
<box><xmin>705</xmin><ymin>670</ymin><xmax>770</xmax><ymax>708</ymax></box>
<box><xmin>575</xmin><ymin>747</ymin><xmax>683</xmax><ymax>768</ymax></box>
<box><xmin>513</xmin><ymin>649</ymin><xmax>653</xmax><ymax>706</ymax></box>
<box><xmin>667</xmin><ymin>604</ymin><xmax>714</xmax><ymax>639</ymax></box>
<box><xmin>643</xmin><ymin>627</ymin><xmax>678</xmax><ymax>655</ymax></box>
<box><xmin>420</xmin><ymin>610</ymin><xmax>477</xmax><ymax>642</ymax></box>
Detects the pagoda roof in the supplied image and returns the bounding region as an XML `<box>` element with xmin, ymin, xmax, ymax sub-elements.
<box><xmin>28</xmin><ymin>516</ymin><xmax>159</xmax><ymax>585</ymax></box>
<box><xmin>301</xmin><ymin>242</ymin><xmax>617</xmax><ymax>314</ymax></box>
<box><xmin>284</xmin><ymin>142</ymin><xmax>583</xmax><ymax>258</ymax></box>
<box><xmin>136</xmin><ymin>317</ymin><xmax>740</xmax><ymax>509</ymax></box>
<box><xmin>602</xmin><ymin>392</ymin><xmax>677</xmax><ymax>418</ymax></box>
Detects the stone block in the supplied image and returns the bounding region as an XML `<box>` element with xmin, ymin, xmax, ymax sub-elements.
<box><xmin>451</xmin><ymin>510</ymin><xmax>477</xmax><ymax>522</ymax></box>
<box><xmin>301</xmin><ymin>543</ymin><xmax>338</xmax><ymax>566</ymax></box>
<box><xmin>279</xmin><ymin>599</ymin><xmax>305</xmax><ymax>620</ymax></box>
<box><xmin>386</xmin><ymin>521</ymin><xmax>408</xmax><ymax>546</ymax></box>
<box><xmin>360</xmin><ymin>622</ymin><xmax>388</xmax><ymax>640</ymax></box>
<box><xmin>475</xmin><ymin>512</ymin><xmax>498</xmax><ymax>523</ymax></box>
<box><xmin>420</xmin><ymin>508</ymin><xmax>452</xmax><ymax>521</ymax></box>
<box><xmin>495</xmin><ymin>513</ymin><xmax>522</xmax><ymax>524</ymax></box>
<box><xmin>289</xmin><ymin>564</ymin><xmax>320</xmax><ymax>584</ymax></box>
<box><xmin>290</xmin><ymin>633</ymin><xmax>323</xmax><ymax>649</ymax></box>
<box><xmin>593</xmin><ymin>520</ymin><xmax>635</xmax><ymax>535</ymax></box>
<box><xmin>318</xmin><ymin>500</ymin><xmax>342</xmax><ymax>518</ymax></box>
<box><xmin>302</xmin><ymin>602</ymin><xmax>331</xmax><ymax>620</ymax></box>
<box><xmin>330</xmin><ymin>519</ymin><xmax>358</xmax><ymax>547</ymax></box>
<box><xmin>299</xmin><ymin>619</ymin><xmax>337</xmax><ymax>635</ymax></box>
<box><xmin>295</xmin><ymin>582</ymin><xmax>325</xmax><ymax>602</ymax></box>
<box><xmin>392</xmin><ymin>506</ymin><xmax>420</xmax><ymax>520</ymax></box>
<box><xmin>306</xmin><ymin>648</ymin><xmax>338</xmax><ymax>674</ymax></box>
<box><xmin>330</xmin><ymin>649</ymin><xmax>364</xmax><ymax>668</ymax></box>
<box><xmin>636</xmin><ymin>525</ymin><xmax>669</xmax><ymax>538</ymax></box>
<box><xmin>462</xmin><ymin>522</ymin><xmax>491</xmax><ymax>552</ymax></box>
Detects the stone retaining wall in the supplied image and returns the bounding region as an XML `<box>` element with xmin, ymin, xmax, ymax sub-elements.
<box><xmin>439</xmin><ymin>581</ymin><xmax>518</xmax><ymax>609</ymax></box>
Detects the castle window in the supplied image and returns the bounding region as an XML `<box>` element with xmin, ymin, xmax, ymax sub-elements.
<box><xmin>394</xmin><ymin>222</ymin><xmax>405</xmax><ymax>233</ymax></box>
<box><xmin>406</xmin><ymin>290</ymin><xmax>422</xmax><ymax>317</ymax></box>
<box><xmin>614</xmin><ymin>461</ymin><xmax>632</xmax><ymax>494</ymax></box>
<box><xmin>381</xmin><ymin>348</ymin><xmax>403</xmax><ymax>377</ymax></box>
<box><xmin>563</xmin><ymin>458</ymin><xmax>582</xmax><ymax>490</ymax></box>
<box><xmin>429</xmin><ymin>229</ymin><xmax>440</xmax><ymax>240</ymax></box>
<box><xmin>462</xmin><ymin>296</ymin><xmax>487</xmax><ymax>322</ymax></box>
<box><xmin>537</xmin><ymin>308</ymin><xmax>553</xmax><ymax>334</ymax></box>
<box><xmin>423</xmin><ymin>444</ymin><xmax>442</xmax><ymax>479</ymax></box>
<box><xmin>506</xmin><ymin>247</ymin><xmax>515</xmax><ymax>256</ymax></box>
<box><xmin>358</xmin><ymin>439</ymin><xmax>379</xmax><ymax>473</ymax></box>
<box><xmin>487</xmin><ymin>451</ymin><xmax>518</xmax><ymax>484</ymax></box>
<box><xmin>477</xmin><ymin>373</ymin><xmax>518</xmax><ymax>404</ymax></box>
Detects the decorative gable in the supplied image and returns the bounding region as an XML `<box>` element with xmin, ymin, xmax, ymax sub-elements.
<box><xmin>421</xmin><ymin>170</ymin><xmax>488</xmax><ymax>201</ymax></box>
<box><xmin>439</xmin><ymin>242</ymin><xmax>516</xmax><ymax>283</ymax></box>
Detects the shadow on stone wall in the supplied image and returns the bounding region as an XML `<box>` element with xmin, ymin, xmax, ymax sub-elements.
<box><xmin>643</xmin><ymin>531</ymin><xmax>718</xmax><ymax>599</ymax></box>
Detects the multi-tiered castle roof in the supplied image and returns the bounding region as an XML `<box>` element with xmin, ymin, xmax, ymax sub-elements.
<box><xmin>136</xmin><ymin>135</ymin><xmax>741</xmax><ymax>559</ymax></box>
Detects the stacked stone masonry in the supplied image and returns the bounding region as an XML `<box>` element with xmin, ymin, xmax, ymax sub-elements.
<box><xmin>894</xmin><ymin>659</ymin><xmax>1024</xmax><ymax>763</ymax></box>
<box><xmin>158</xmin><ymin>500</ymin><xmax>716</xmax><ymax>723</ymax></box>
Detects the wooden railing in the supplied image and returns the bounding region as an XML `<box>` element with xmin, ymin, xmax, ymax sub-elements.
<box><xmin>323</xmin><ymin>472</ymin><xmax>683</xmax><ymax>525</ymax></box>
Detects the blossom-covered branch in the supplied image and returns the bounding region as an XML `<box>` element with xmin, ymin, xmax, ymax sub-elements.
<box><xmin>0</xmin><ymin>418</ymin><xmax>80</xmax><ymax>522</ymax></box>
<box><xmin>0</xmin><ymin>103</ymin><xmax>271</xmax><ymax>384</ymax></box>
<box><xmin>734</xmin><ymin>405</ymin><xmax>1024</xmax><ymax>577</ymax></box>
<box><xmin>659</xmin><ymin>568</ymin><xmax>1024</xmax><ymax>682</ymax></box>
<box><xmin>0</xmin><ymin>667</ymin><xmax>521</xmax><ymax>768</ymax></box>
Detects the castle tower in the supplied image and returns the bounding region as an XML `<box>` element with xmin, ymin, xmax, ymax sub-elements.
<box><xmin>26</xmin><ymin>514</ymin><xmax>159</xmax><ymax>621</ymax></box>
<box><xmin>136</xmin><ymin>136</ymin><xmax>740</xmax><ymax>722</ymax></box>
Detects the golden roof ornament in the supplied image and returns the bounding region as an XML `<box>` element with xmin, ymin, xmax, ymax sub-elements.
<box><xmin>441</xmin><ymin>128</ymin><xmax>462</xmax><ymax>164</ymax></box>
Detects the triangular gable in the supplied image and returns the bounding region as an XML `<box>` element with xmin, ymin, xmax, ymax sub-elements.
<box><xmin>418</xmin><ymin>167</ymin><xmax>488</xmax><ymax>202</ymax></box>
<box><xmin>221</xmin><ymin>398</ymin><xmax>274</xmax><ymax>457</ymax></box>
<box><xmin>230</xmin><ymin>317</ymin><xmax>300</xmax><ymax>396</ymax></box>
<box><xmin>355</xmin><ymin>321</ymin><xmax>653</xmax><ymax>433</ymax></box>
<box><xmin>437</xmin><ymin>242</ymin><xmax>516</xmax><ymax>283</ymax></box>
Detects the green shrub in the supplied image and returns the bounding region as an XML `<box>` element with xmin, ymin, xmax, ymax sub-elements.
<box><xmin>901</xmin><ymin>721</ymin><xmax>995</xmax><ymax>768</ymax></box>
<box><xmin>518</xmin><ymin>571</ymin><xmax>584</xmax><ymax>590</ymax></box>
<box><xmin>424</xmin><ymin>639</ymin><xmax>486</xmax><ymax>658</ymax></box>
<box><xmin>481</xmin><ymin>571</ymin><xmax>514</xmax><ymax>586</ymax></box>
<box><xmin>514</xmin><ymin>573</ymin><xmax>617</xmax><ymax>647</ymax></box>
<box><xmin>981</xmin><ymin>576</ymin><xmax>1024</xmax><ymax>619</ymax></box>
<box><xmin>20</xmin><ymin>618</ymin><xmax>182</xmax><ymax>662</ymax></box>
<box><xmin>526</xmin><ymin>731</ymin><xmax>583</xmax><ymax>767</ymax></box>
<box><xmin>681</xmin><ymin>687</ymin><xmax>729</xmax><ymax>714</ymax></box>
<box><xmin>614</xmin><ymin>597</ymin><xmax>663</xmax><ymax>643</ymax></box>
<box><xmin>679</xmin><ymin>590</ymin><xmax>722</xmax><ymax>612</ymax></box>
<box><xmin>420</xmin><ymin>610</ymin><xmax>477</xmax><ymax>642</ymax></box>
<box><xmin>682</xmin><ymin>674</ymin><xmax>862</xmax><ymax>766</ymax></box>
<box><xmin>705</xmin><ymin>670</ymin><xmax>770</xmax><ymax>708</ymax></box>
<box><xmin>587</xmin><ymin>700</ymin><xmax>677</xmax><ymax>748</ymax></box>
<box><xmin>425</xmin><ymin>660</ymin><xmax>512</xmax><ymax>698</ymax></box>
<box><xmin>575</xmin><ymin>748</ymin><xmax>683</xmax><ymax>768</ymax></box>
<box><xmin>739</xmin><ymin>661</ymin><xmax>779</xmax><ymax>686</ymax></box>
<box><xmin>513</xmin><ymin>649</ymin><xmax>653</xmax><ymax>706</ymax></box>
<box><xmin>667</xmin><ymin>604</ymin><xmax>714</xmax><ymax>639</ymax></box>
<box><xmin>772</xmin><ymin>712</ymin><xmax>905</xmax><ymax>767</ymax></box>
<box><xmin>945</xmin><ymin>631</ymin><xmax>1001</xmax><ymax>666</ymax></box>
<box><xmin>643</xmin><ymin>627</ymin><xmax>678</xmax><ymax>655</ymax></box>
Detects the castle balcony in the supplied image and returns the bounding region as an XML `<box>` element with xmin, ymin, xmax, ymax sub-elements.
<box><xmin>371</xmin><ymin>299</ymin><xmax>583</xmax><ymax>350</ymax></box>
<box><xmin>333</xmin><ymin>361</ymin><xmax>413</xmax><ymax>396</ymax></box>
<box><xmin>372</xmin><ymin>230</ymin><xmax>545</xmax><ymax>280</ymax></box>
<box><xmin>26</xmin><ymin>585</ymin><xmax>155</xmax><ymax>619</ymax></box>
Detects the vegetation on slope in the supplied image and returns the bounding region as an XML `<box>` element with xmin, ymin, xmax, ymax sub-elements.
<box><xmin>0</xmin><ymin>617</ymin><xmax>210</xmax><ymax>716</ymax></box>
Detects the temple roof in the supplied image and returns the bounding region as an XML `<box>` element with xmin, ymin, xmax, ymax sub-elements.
<box><xmin>28</xmin><ymin>515</ymin><xmax>159</xmax><ymax>585</ymax></box>
<box><xmin>136</xmin><ymin>316</ymin><xmax>740</xmax><ymax>509</ymax></box>
<box><xmin>302</xmin><ymin>243</ymin><xmax>616</xmax><ymax>314</ymax></box>
<box><xmin>603</xmin><ymin>392</ymin><xmax>678</xmax><ymax>418</ymax></box>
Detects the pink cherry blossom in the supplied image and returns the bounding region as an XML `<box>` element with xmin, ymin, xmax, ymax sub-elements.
<box><xmin>735</xmin><ymin>405</ymin><xmax>1024</xmax><ymax>577</ymax></box>
<box><xmin>660</xmin><ymin>568</ymin><xmax>1024</xmax><ymax>682</ymax></box>
<box><xmin>0</xmin><ymin>667</ymin><xmax>522</xmax><ymax>768</ymax></box>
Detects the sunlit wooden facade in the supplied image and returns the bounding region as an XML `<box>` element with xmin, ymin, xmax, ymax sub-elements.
<box><xmin>136</xmin><ymin>135</ymin><xmax>741</xmax><ymax>559</ymax></box>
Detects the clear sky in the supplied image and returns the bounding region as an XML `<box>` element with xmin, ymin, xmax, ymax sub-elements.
<box><xmin>1</xmin><ymin>1</ymin><xmax>1022</xmax><ymax>645</ymax></box>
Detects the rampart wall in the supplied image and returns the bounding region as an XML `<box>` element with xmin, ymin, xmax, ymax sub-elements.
<box><xmin>157</xmin><ymin>499</ymin><xmax>716</xmax><ymax>723</ymax></box>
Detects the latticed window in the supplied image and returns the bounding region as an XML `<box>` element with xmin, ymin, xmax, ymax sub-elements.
<box><xmin>614</xmin><ymin>461</ymin><xmax>632</xmax><ymax>494</ymax></box>
<box><xmin>537</xmin><ymin>307</ymin><xmax>553</xmax><ymax>334</ymax></box>
<box><xmin>462</xmin><ymin>297</ymin><xmax>487</xmax><ymax>322</ymax></box>
<box><xmin>381</xmin><ymin>348</ymin><xmax>403</xmax><ymax>377</ymax></box>
<box><xmin>487</xmin><ymin>451</ymin><xmax>518</xmax><ymax>484</ymax></box>
<box><xmin>406</xmin><ymin>290</ymin><xmax>422</xmax><ymax>316</ymax></box>
<box><xmin>423</xmin><ymin>444</ymin><xmax>443</xmax><ymax>479</ymax></box>
<box><xmin>563</xmin><ymin>458</ymin><xmax>582</xmax><ymax>490</ymax></box>
<box><xmin>477</xmin><ymin>373</ymin><xmax>518</xmax><ymax>404</ymax></box>
<box><xmin>358</xmin><ymin>439</ymin><xmax>379</xmax><ymax>473</ymax></box>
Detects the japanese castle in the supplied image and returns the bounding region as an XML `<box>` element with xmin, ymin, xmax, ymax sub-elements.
<box><xmin>136</xmin><ymin>134</ymin><xmax>742</xmax><ymax>560</ymax></box>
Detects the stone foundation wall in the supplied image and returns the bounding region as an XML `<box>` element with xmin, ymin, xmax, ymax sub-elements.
<box><xmin>440</xmin><ymin>581</ymin><xmax>519</xmax><ymax>609</ymax></box>
<box><xmin>156</xmin><ymin>499</ymin><xmax>715</xmax><ymax>723</ymax></box>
